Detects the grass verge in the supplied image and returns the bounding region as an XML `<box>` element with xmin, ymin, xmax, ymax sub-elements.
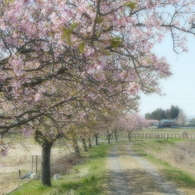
<box><xmin>9</xmin><ymin>143</ymin><xmax>113</xmax><ymax>195</ymax></box>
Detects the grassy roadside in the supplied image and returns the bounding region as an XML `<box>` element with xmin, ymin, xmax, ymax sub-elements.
<box><xmin>9</xmin><ymin>143</ymin><xmax>113</xmax><ymax>195</ymax></box>
<box><xmin>133</xmin><ymin>139</ymin><xmax>195</xmax><ymax>194</ymax></box>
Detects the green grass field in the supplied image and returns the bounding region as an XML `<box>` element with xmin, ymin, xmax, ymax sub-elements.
<box><xmin>9</xmin><ymin>143</ymin><xmax>113</xmax><ymax>195</ymax></box>
<box><xmin>140</xmin><ymin>127</ymin><xmax>195</xmax><ymax>134</ymax></box>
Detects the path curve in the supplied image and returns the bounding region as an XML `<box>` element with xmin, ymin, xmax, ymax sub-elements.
<box><xmin>107</xmin><ymin>143</ymin><xmax>185</xmax><ymax>195</ymax></box>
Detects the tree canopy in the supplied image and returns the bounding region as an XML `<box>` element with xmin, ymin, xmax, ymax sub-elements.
<box><xmin>145</xmin><ymin>105</ymin><xmax>181</xmax><ymax>120</ymax></box>
<box><xmin>0</xmin><ymin>0</ymin><xmax>195</xmax><ymax>185</ymax></box>
<box><xmin>1</xmin><ymin>0</ymin><xmax>195</xmax><ymax>136</ymax></box>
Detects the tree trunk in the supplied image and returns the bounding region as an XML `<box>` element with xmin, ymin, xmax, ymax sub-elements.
<box><xmin>88</xmin><ymin>137</ymin><xmax>92</xmax><ymax>148</ymax></box>
<box><xmin>94</xmin><ymin>134</ymin><xmax>99</xmax><ymax>146</ymax></box>
<box><xmin>81</xmin><ymin>138</ymin><xmax>88</xmax><ymax>151</ymax></box>
<box><xmin>114</xmin><ymin>131</ymin><xmax>118</xmax><ymax>143</ymax></box>
<box><xmin>128</xmin><ymin>132</ymin><xmax>131</xmax><ymax>141</ymax></box>
<box><xmin>73</xmin><ymin>138</ymin><xmax>80</xmax><ymax>155</ymax></box>
<box><xmin>41</xmin><ymin>142</ymin><xmax>52</xmax><ymax>186</ymax></box>
<box><xmin>107</xmin><ymin>134</ymin><xmax>111</xmax><ymax>144</ymax></box>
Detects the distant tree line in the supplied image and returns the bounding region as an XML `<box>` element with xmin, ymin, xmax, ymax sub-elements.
<box><xmin>145</xmin><ymin>105</ymin><xmax>180</xmax><ymax>121</ymax></box>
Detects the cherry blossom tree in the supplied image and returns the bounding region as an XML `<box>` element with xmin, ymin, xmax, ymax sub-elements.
<box><xmin>0</xmin><ymin>0</ymin><xmax>195</xmax><ymax>186</ymax></box>
<box><xmin>33</xmin><ymin>116</ymin><xmax>63</xmax><ymax>186</ymax></box>
<box><xmin>101</xmin><ymin>111</ymin><xmax>122</xmax><ymax>144</ymax></box>
<box><xmin>82</xmin><ymin>113</ymin><xmax>103</xmax><ymax>146</ymax></box>
<box><xmin>118</xmin><ymin>113</ymin><xmax>148</xmax><ymax>141</ymax></box>
<box><xmin>176</xmin><ymin>109</ymin><xmax>187</xmax><ymax>126</ymax></box>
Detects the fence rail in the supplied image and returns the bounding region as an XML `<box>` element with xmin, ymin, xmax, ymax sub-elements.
<box><xmin>128</xmin><ymin>133</ymin><xmax>195</xmax><ymax>140</ymax></box>
<box><xmin>99</xmin><ymin>132</ymin><xmax>195</xmax><ymax>141</ymax></box>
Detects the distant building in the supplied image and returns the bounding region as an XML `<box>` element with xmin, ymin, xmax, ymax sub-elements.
<box><xmin>147</xmin><ymin>120</ymin><xmax>159</xmax><ymax>127</ymax></box>
<box><xmin>146</xmin><ymin>119</ymin><xmax>177</xmax><ymax>128</ymax></box>
<box><xmin>186</xmin><ymin>118</ymin><xmax>195</xmax><ymax>126</ymax></box>
<box><xmin>160</xmin><ymin>119</ymin><xmax>176</xmax><ymax>127</ymax></box>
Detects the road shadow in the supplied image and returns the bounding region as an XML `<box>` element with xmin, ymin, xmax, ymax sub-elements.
<box><xmin>107</xmin><ymin>143</ymin><xmax>185</xmax><ymax>195</ymax></box>
<box><xmin>107</xmin><ymin>168</ymin><xmax>183</xmax><ymax>195</ymax></box>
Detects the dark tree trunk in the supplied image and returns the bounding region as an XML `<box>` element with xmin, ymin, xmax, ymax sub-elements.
<box><xmin>73</xmin><ymin>138</ymin><xmax>80</xmax><ymax>155</ymax></box>
<box><xmin>114</xmin><ymin>131</ymin><xmax>118</xmax><ymax>143</ymax></box>
<box><xmin>107</xmin><ymin>134</ymin><xmax>111</xmax><ymax>144</ymax></box>
<box><xmin>81</xmin><ymin>138</ymin><xmax>88</xmax><ymax>151</ymax></box>
<box><xmin>88</xmin><ymin>137</ymin><xmax>92</xmax><ymax>148</ymax></box>
<box><xmin>94</xmin><ymin>134</ymin><xmax>99</xmax><ymax>146</ymax></box>
<box><xmin>128</xmin><ymin>132</ymin><xmax>131</xmax><ymax>141</ymax></box>
<box><xmin>34</xmin><ymin>129</ymin><xmax>63</xmax><ymax>187</ymax></box>
<box><xmin>41</xmin><ymin>142</ymin><xmax>52</xmax><ymax>186</ymax></box>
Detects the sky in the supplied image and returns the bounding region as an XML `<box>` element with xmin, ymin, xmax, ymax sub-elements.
<box><xmin>138</xmin><ymin>33</ymin><xmax>195</xmax><ymax>119</ymax></box>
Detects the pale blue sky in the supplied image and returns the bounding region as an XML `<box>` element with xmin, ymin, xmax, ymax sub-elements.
<box><xmin>139</xmin><ymin>33</ymin><xmax>195</xmax><ymax>118</ymax></box>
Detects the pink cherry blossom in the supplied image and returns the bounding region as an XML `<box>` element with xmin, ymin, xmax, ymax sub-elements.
<box><xmin>1</xmin><ymin>145</ymin><xmax>8</xmax><ymax>156</ymax></box>
<box><xmin>34</xmin><ymin>92</ymin><xmax>42</xmax><ymax>101</ymax></box>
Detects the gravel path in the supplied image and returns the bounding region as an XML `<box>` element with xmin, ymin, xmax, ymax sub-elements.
<box><xmin>107</xmin><ymin>143</ymin><xmax>185</xmax><ymax>195</ymax></box>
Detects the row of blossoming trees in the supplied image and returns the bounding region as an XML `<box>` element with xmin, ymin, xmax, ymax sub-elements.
<box><xmin>0</xmin><ymin>0</ymin><xmax>195</xmax><ymax>186</ymax></box>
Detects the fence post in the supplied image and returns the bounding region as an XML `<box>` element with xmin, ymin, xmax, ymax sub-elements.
<box><xmin>32</xmin><ymin>155</ymin><xmax>39</xmax><ymax>174</ymax></box>
<box><xmin>18</xmin><ymin>169</ymin><xmax>21</xmax><ymax>179</ymax></box>
<box><xmin>36</xmin><ymin>155</ymin><xmax>38</xmax><ymax>174</ymax></box>
<box><xmin>32</xmin><ymin>156</ymin><xmax>33</xmax><ymax>172</ymax></box>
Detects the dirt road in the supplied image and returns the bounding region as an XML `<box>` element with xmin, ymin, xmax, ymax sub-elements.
<box><xmin>107</xmin><ymin>143</ymin><xmax>185</xmax><ymax>195</ymax></box>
